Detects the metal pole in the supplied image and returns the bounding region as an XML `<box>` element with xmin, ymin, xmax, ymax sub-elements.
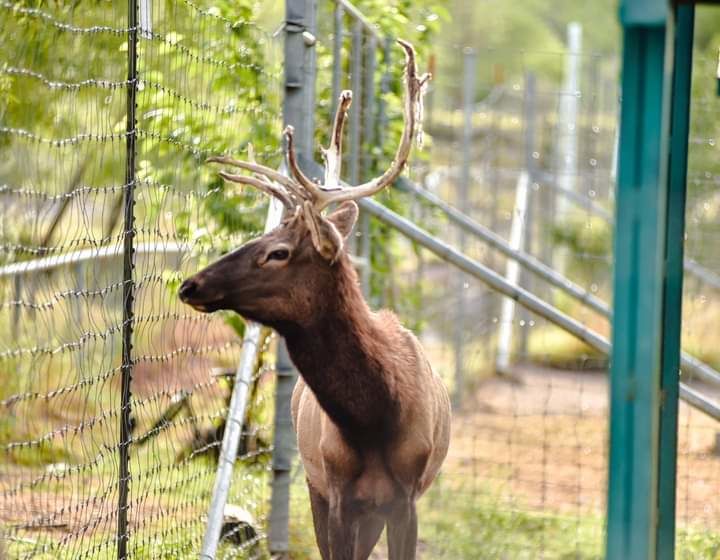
<box><xmin>556</xmin><ymin>22</ymin><xmax>582</xmax><ymax>221</ymax></box>
<box><xmin>517</xmin><ymin>72</ymin><xmax>537</xmax><ymax>358</ymax></box>
<box><xmin>268</xmin><ymin>341</ymin><xmax>297</xmax><ymax>554</ymax></box>
<box><xmin>452</xmin><ymin>48</ymin><xmax>475</xmax><ymax>403</ymax></box>
<box><xmin>331</xmin><ymin>2</ymin><xmax>344</xmax><ymax>117</ymax></box>
<box><xmin>117</xmin><ymin>0</ymin><xmax>138</xmax><ymax>556</ymax></box>
<box><xmin>359</xmin><ymin>35</ymin><xmax>376</xmax><ymax>299</ymax></box>
<box><xmin>348</xmin><ymin>19</ymin><xmax>363</xmax><ymax>185</ymax></box>
<box><xmin>12</xmin><ymin>275</ymin><xmax>21</xmax><ymax>340</ymax></box>
<box><xmin>606</xmin><ymin>4</ymin><xmax>676</xmax><ymax>557</ymax></box>
<box><xmin>495</xmin><ymin>171</ymin><xmax>530</xmax><ymax>374</ymax></box>
<box><xmin>657</xmin><ymin>5</ymin><xmax>693</xmax><ymax>557</ymax></box>
<box><xmin>268</xmin><ymin>1</ymin><xmax>316</xmax><ymax>555</ymax></box>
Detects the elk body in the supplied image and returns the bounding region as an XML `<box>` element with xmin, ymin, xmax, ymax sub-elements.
<box><xmin>180</xmin><ymin>41</ymin><xmax>451</xmax><ymax>560</ymax></box>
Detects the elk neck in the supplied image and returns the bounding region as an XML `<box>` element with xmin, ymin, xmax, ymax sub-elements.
<box><xmin>279</xmin><ymin>254</ymin><xmax>400</xmax><ymax>445</ymax></box>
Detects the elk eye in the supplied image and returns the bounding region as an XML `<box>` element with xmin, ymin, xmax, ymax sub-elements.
<box><xmin>267</xmin><ymin>249</ymin><xmax>290</xmax><ymax>261</ymax></box>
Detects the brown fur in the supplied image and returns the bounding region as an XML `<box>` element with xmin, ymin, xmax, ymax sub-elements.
<box><xmin>180</xmin><ymin>202</ymin><xmax>451</xmax><ymax>559</ymax></box>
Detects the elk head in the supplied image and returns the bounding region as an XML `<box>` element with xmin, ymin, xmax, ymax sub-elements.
<box><xmin>179</xmin><ymin>40</ymin><xmax>429</xmax><ymax>330</ymax></box>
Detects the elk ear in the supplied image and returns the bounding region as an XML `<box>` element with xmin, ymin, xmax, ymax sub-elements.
<box><xmin>302</xmin><ymin>202</ymin><xmax>345</xmax><ymax>263</ymax></box>
<box><xmin>326</xmin><ymin>201</ymin><xmax>359</xmax><ymax>239</ymax></box>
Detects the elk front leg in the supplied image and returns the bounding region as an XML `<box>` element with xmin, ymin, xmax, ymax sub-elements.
<box><xmin>387</xmin><ymin>500</ymin><xmax>418</xmax><ymax>560</ymax></box>
<box><xmin>327</xmin><ymin>493</ymin><xmax>360</xmax><ymax>560</ymax></box>
<box><xmin>307</xmin><ymin>482</ymin><xmax>330</xmax><ymax>560</ymax></box>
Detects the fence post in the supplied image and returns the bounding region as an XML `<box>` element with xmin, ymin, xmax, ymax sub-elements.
<box><xmin>452</xmin><ymin>48</ymin><xmax>475</xmax><ymax>404</ymax></box>
<box><xmin>117</xmin><ymin>0</ymin><xmax>138</xmax><ymax>557</ymax></box>
<box><xmin>555</xmin><ymin>22</ymin><xmax>582</xmax><ymax>221</ymax></box>
<box><xmin>359</xmin><ymin>35</ymin><xmax>376</xmax><ymax>299</ymax></box>
<box><xmin>268</xmin><ymin>342</ymin><xmax>297</xmax><ymax>555</ymax></box>
<box><xmin>267</xmin><ymin>0</ymin><xmax>316</xmax><ymax>555</ymax></box>
<box><xmin>606</xmin><ymin>3</ymin><xmax>689</xmax><ymax>558</ymax></box>
<box><xmin>517</xmin><ymin>72</ymin><xmax>537</xmax><ymax>358</ymax></box>
<box><xmin>331</xmin><ymin>1</ymin><xmax>344</xmax><ymax>116</ymax></box>
<box><xmin>657</xmin><ymin>4</ymin><xmax>693</xmax><ymax>557</ymax></box>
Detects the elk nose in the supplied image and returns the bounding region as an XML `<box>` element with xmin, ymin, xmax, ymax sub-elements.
<box><xmin>178</xmin><ymin>278</ymin><xmax>199</xmax><ymax>302</ymax></box>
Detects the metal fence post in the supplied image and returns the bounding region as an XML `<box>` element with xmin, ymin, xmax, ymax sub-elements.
<box><xmin>359</xmin><ymin>35</ymin><xmax>376</xmax><ymax>299</ymax></box>
<box><xmin>452</xmin><ymin>48</ymin><xmax>475</xmax><ymax>403</ymax></box>
<box><xmin>117</xmin><ymin>0</ymin><xmax>138</xmax><ymax>557</ymax></box>
<box><xmin>268</xmin><ymin>341</ymin><xmax>297</xmax><ymax>555</ymax></box>
<box><xmin>517</xmin><ymin>72</ymin><xmax>537</xmax><ymax>358</ymax></box>
<box><xmin>606</xmin><ymin>2</ymin><xmax>686</xmax><ymax>558</ymax></box>
<box><xmin>331</xmin><ymin>2</ymin><xmax>344</xmax><ymax>117</ymax></box>
<box><xmin>657</xmin><ymin>5</ymin><xmax>694</xmax><ymax>557</ymax></box>
<box><xmin>267</xmin><ymin>0</ymin><xmax>316</xmax><ymax>555</ymax></box>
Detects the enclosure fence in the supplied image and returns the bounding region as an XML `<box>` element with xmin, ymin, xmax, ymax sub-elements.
<box><xmin>1</xmin><ymin>1</ymin><xmax>281</xmax><ymax>558</ymax></box>
<box><xmin>2</xmin><ymin>0</ymin><xmax>720</xmax><ymax>559</ymax></box>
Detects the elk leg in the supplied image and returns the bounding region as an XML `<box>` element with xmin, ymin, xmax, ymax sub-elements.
<box><xmin>387</xmin><ymin>501</ymin><xmax>418</xmax><ymax>560</ymax></box>
<box><xmin>327</xmin><ymin>495</ymin><xmax>359</xmax><ymax>560</ymax></box>
<box><xmin>354</xmin><ymin>514</ymin><xmax>385</xmax><ymax>560</ymax></box>
<box><xmin>308</xmin><ymin>483</ymin><xmax>330</xmax><ymax>560</ymax></box>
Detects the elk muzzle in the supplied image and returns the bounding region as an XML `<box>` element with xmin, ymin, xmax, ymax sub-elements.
<box><xmin>178</xmin><ymin>276</ymin><xmax>224</xmax><ymax>312</ymax></box>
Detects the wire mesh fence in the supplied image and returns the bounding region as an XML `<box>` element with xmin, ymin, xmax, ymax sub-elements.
<box><xmin>1</xmin><ymin>1</ymin><xmax>282</xmax><ymax>557</ymax></box>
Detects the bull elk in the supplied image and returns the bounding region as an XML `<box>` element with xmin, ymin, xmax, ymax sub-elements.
<box><xmin>179</xmin><ymin>40</ymin><xmax>451</xmax><ymax>560</ymax></box>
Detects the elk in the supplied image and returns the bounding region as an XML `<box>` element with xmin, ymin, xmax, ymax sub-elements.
<box><xmin>179</xmin><ymin>40</ymin><xmax>451</xmax><ymax>560</ymax></box>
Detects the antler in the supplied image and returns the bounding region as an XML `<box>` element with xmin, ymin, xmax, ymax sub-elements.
<box><xmin>208</xmin><ymin>39</ymin><xmax>429</xmax><ymax>214</ymax></box>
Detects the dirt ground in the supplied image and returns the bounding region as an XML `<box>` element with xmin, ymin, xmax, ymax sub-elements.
<box><xmin>450</xmin><ymin>364</ymin><xmax>720</xmax><ymax>527</ymax></box>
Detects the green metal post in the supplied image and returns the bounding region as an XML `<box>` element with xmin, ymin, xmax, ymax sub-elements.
<box><xmin>606</xmin><ymin>0</ymin><xmax>680</xmax><ymax>557</ymax></box>
<box><xmin>657</xmin><ymin>4</ymin><xmax>694</xmax><ymax>558</ymax></box>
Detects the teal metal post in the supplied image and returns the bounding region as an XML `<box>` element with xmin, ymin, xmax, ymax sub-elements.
<box><xmin>606</xmin><ymin>0</ymin><xmax>688</xmax><ymax>558</ymax></box>
<box><xmin>657</xmin><ymin>4</ymin><xmax>694</xmax><ymax>557</ymax></box>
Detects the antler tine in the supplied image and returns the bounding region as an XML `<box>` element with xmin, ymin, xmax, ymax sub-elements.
<box><xmin>206</xmin><ymin>155</ymin><xmax>300</xmax><ymax>193</ymax></box>
<box><xmin>313</xmin><ymin>39</ymin><xmax>430</xmax><ymax>211</ymax></box>
<box><xmin>322</xmin><ymin>90</ymin><xmax>353</xmax><ymax>188</ymax></box>
<box><xmin>283</xmin><ymin>126</ymin><xmax>329</xmax><ymax>202</ymax></box>
<box><xmin>218</xmin><ymin>171</ymin><xmax>295</xmax><ymax>211</ymax></box>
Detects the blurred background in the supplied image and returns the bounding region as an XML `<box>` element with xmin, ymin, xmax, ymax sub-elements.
<box><xmin>1</xmin><ymin>0</ymin><xmax>719</xmax><ymax>558</ymax></box>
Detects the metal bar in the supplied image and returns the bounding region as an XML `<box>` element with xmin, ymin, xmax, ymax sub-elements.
<box><xmin>199</xmin><ymin>325</ymin><xmax>264</xmax><ymax>560</ymax></box>
<box><xmin>331</xmin><ymin>2</ymin><xmax>343</xmax><ymax>117</ymax></box>
<box><xmin>348</xmin><ymin>19</ymin><xmax>362</xmax><ymax>185</ymax></box>
<box><xmin>657</xmin><ymin>5</ymin><xmax>694</xmax><ymax>557</ymax></box>
<box><xmin>377</xmin><ymin>38</ymin><xmax>391</xmax><ymax>149</ymax></box>
<box><xmin>518</xmin><ymin>72</ymin><xmax>538</xmax><ymax>355</ymax></box>
<box><xmin>117</xmin><ymin>0</ymin><xmax>138</xmax><ymax>556</ymax></box>
<box><xmin>453</xmin><ymin>48</ymin><xmax>475</xmax><ymax>401</ymax></box>
<box><xmin>267</xmin><ymin>0</ymin><xmax>315</xmax><ymax>553</ymax></box>
<box><xmin>0</xmin><ymin>242</ymin><xmax>191</xmax><ymax>278</ymax></box>
<box><xmin>496</xmin><ymin>171</ymin><xmax>530</xmax><ymax>374</ymax></box>
<box><xmin>359</xmin><ymin>35</ymin><xmax>376</xmax><ymax>298</ymax></box>
<box><xmin>357</xmin><ymin>197</ymin><xmax>720</xmax><ymax>422</ymax></box>
<box><xmin>268</xmin><ymin>341</ymin><xmax>297</xmax><ymax>553</ymax></box>
<box><xmin>606</xmin><ymin>16</ymin><xmax>673</xmax><ymax>559</ymax></box>
<box><xmin>336</xmin><ymin>0</ymin><xmax>381</xmax><ymax>40</ymax></box>
<box><xmin>555</xmin><ymin>23</ymin><xmax>582</xmax><ymax>221</ymax></box>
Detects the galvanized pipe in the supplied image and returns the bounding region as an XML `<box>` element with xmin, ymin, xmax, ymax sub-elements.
<box><xmin>200</xmin><ymin>200</ymin><xmax>284</xmax><ymax>559</ymax></box>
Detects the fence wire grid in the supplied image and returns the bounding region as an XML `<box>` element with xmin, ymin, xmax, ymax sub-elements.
<box><xmin>1</xmin><ymin>1</ymin><xmax>282</xmax><ymax>558</ymax></box>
